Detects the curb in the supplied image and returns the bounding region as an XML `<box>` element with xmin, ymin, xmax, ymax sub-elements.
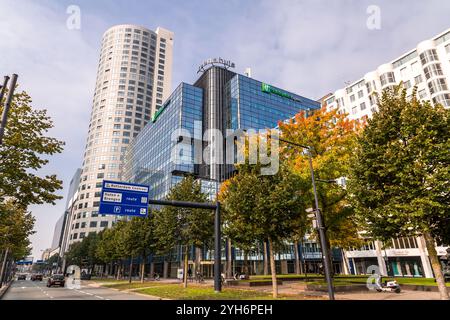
<box><xmin>0</xmin><ymin>281</ymin><xmax>13</xmax><ymax>300</ymax></box>
<box><xmin>86</xmin><ymin>282</ymin><xmax>169</xmax><ymax>300</ymax></box>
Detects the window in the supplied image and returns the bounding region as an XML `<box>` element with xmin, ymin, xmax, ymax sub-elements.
<box><xmin>432</xmin><ymin>93</ymin><xmax>450</xmax><ymax>107</ymax></box>
<box><xmin>414</xmin><ymin>75</ymin><xmax>423</xmax><ymax>84</ymax></box>
<box><xmin>380</xmin><ymin>72</ymin><xmax>396</xmax><ymax>86</ymax></box>
<box><xmin>403</xmin><ymin>80</ymin><xmax>412</xmax><ymax>89</ymax></box>
<box><xmin>428</xmin><ymin>78</ymin><xmax>448</xmax><ymax>95</ymax></box>
<box><xmin>360</xmin><ymin>102</ymin><xmax>366</xmax><ymax>111</ymax></box>
<box><xmin>350</xmin><ymin>95</ymin><xmax>355</xmax><ymax>102</ymax></box>
<box><xmin>352</xmin><ymin>106</ymin><xmax>357</xmax><ymax>114</ymax></box>
<box><xmin>418</xmin><ymin>89</ymin><xmax>427</xmax><ymax>99</ymax></box>
<box><xmin>419</xmin><ymin>49</ymin><xmax>439</xmax><ymax>65</ymax></box>
<box><xmin>100</xmin><ymin>221</ymin><xmax>109</xmax><ymax>228</ymax></box>
<box><xmin>89</xmin><ymin>221</ymin><xmax>97</xmax><ymax>228</ymax></box>
<box><xmin>358</xmin><ymin>90</ymin><xmax>364</xmax><ymax>99</ymax></box>
<box><xmin>446</xmin><ymin>44</ymin><xmax>450</xmax><ymax>54</ymax></box>
<box><xmin>400</xmin><ymin>67</ymin><xmax>408</xmax><ymax>78</ymax></box>
<box><xmin>424</xmin><ymin>63</ymin><xmax>443</xmax><ymax>80</ymax></box>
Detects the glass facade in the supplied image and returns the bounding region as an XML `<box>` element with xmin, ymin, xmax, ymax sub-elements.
<box><xmin>123</xmin><ymin>66</ymin><xmax>320</xmax><ymax>200</ymax></box>
<box><xmin>123</xmin><ymin>67</ymin><xmax>320</xmax><ymax>200</ymax></box>
<box><xmin>122</xmin><ymin>83</ymin><xmax>203</xmax><ymax>199</ymax></box>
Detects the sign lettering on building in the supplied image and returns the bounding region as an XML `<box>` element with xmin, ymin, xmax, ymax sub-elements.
<box><xmin>197</xmin><ymin>57</ymin><xmax>236</xmax><ymax>73</ymax></box>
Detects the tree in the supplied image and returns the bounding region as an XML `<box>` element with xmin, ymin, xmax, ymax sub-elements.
<box><xmin>0</xmin><ymin>88</ymin><xmax>65</xmax><ymax>208</ymax></box>
<box><xmin>65</xmin><ymin>233</ymin><xmax>100</xmax><ymax>272</ymax></box>
<box><xmin>153</xmin><ymin>176</ymin><xmax>213</xmax><ymax>288</ymax></box>
<box><xmin>348</xmin><ymin>86</ymin><xmax>450</xmax><ymax>300</ymax></box>
<box><xmin>278</xmin><ymin>106</ymin><xmax>364</xmax><ymax>273</ymax></box>
<box><xmin>219</xmin><ymin>139</ymin><xmax>310</xmax><ymax>298</ymax></box>
<box><xmin>0</xmin><ymin>200</ymin><xmax>35</xmax><ymax>261</ymax></box>
<box><xmin>117</xmin><ymin>216</ymin><xmax>155</xmax><ymax>283</ymax></box>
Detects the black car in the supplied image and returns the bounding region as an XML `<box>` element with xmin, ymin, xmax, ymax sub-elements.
<box><xmin>47</xmin><ymin>274</ymin><xmax>65</xmax><ymax>287</ymax></box>
<box><xmin>31</xmin><ymin>274</ymin><xmax>43</xmax><ymax>281</ymax></box>
<box><xmin>17</xmin><ymin>274</ymin><xmax>26</xmax><ymax>280</ymax></box>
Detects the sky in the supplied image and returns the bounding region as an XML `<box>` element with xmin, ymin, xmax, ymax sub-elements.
<box><xmin>0</xmin><ymin>0</ymin><xmax>449</xmax><ymax>260</ymax></box>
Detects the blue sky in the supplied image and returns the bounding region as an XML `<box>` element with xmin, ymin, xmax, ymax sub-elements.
<box><xmin>1</xmin><ymin>0</ymin><xmax>449</xmax><ymax>259</ymax></box>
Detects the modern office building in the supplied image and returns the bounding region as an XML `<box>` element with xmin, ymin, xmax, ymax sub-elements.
<box><xmin>122</xmin><ymin>64</ymin><xmax>320</xmax><ymax>199</ymax></box>
<box><xmin>324</xmin><ymin>28</ymin><xmax>450</xmax><ymax>278</ymax></box>
<box><xmin>122</xmin><ymin>62</ymin><xmax>325</xmax><ymax>277</ymax></box>
<box><xmin>65</xmin><ymin>24</ymin><xmax>174</xmax><ymax>248</ymax></box>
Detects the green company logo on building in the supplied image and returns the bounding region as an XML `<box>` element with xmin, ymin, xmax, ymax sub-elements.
<box><xmin>261</xmin><ymin>83</ymin><xmax>293</xmax><ymax>100</ymax></box>
<box><xmin>151</xmin><ymin>99</ymin><xmax>171</xmax><ymax>123</ymax></box>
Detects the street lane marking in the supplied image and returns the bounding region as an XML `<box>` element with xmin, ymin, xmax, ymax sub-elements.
<box><xmin>95</xmin><ymin>295</ymin><xmax>104</xmax><ymax>299</ymax></box>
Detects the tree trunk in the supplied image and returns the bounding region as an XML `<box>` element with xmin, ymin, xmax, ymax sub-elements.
<box><xmin>183</xmin><ymin>245</ymin><xmax>189</xmax><ymax>288</ymax></box>
<box><xmin>243</xmin><ymin>251</ymin><xmax>249</xmax><ymax>276</ymax></box>
<box><xmin>226</xmin><ymin>238</ymin><xmax>232</xmax><ymax>278</ymax></box>
<box><xmin>195</xmin><ymin>247</ymin><xmax>201</xmax><ymax>275</ymax></box>
<box><xmin>423</xmin><ymin>232</ymin><xmax>449</xmax><ymax>300</ymax></box>
<box><xmin>268</xmin><ymin>238</ymin><xmax>278</xmax><ymax>299</ymax></box>
<box><xmin>294</xmin><ymin>240</ymin><xmax>300</xmax><ymax>275</ymax></box>
<box><xmin>128</xmin><ymin>256</ymin><xmax>133</xmax><ymax>284</ymax></box>
<box><xmin>341</xmin><ymin>248</ymin><xmax>350</xmax><ymax>275</ymax></box>
<box><xmin>263</xmin><ymin>240</ymin><xmax>269</xmax><ymax>276</ymax></box>
<box><xmin>140</xmin><ymin>255</ymin><xmax>145</xmax><ymax>283</ymax></box>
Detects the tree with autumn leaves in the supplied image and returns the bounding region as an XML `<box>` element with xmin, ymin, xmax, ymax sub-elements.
<box><xmin>278</xmin><ymin>106</ymin><xmax>365</xmax><ymax>267</ymax></box>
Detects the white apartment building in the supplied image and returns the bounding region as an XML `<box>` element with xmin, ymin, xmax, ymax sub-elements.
<box><xmin>65</xmin><ymin>24</ymin><xmax>174</xmax><ymax>249</ymax></box>
<box><xmin>325</xmin><ymin>28</ymin><xmax>450</xmax><ymax>278</ymax></box>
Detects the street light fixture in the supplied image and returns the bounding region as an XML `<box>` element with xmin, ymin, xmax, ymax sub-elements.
<box><xmin>278</xmin><ymin>137</ymin><xmax>335</xmax><ymax>300</ymax></box>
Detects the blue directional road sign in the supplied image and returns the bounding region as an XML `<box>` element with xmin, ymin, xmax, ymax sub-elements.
<box><xmin>99</xmin><ymin>180</ymin><xmax>150</xmax><ymax>217</ymax></box>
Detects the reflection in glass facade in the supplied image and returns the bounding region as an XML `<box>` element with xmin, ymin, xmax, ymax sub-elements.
<box><xmin>123</xmin><ymin>66</ymin><xmax>320</xmax><ymax>201</ymax></box>
<box><xmin>122</xmin><ymin>83</ymin><xmax>203</xmax><ymax>199</ymax></box>
<box><xmin>120</xmin><ymin>66</ymin><xmax>340</xmax><ymax>276</ymax></box>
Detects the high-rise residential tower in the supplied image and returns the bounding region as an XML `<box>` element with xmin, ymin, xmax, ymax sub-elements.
<box><xmin>65</xmin><ymin>24</ymin><xmax>174</xmax><ymax>248</ymax></box>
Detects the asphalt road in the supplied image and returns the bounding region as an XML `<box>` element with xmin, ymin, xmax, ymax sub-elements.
<box><xmin>2</xmin><ymin>279</ymin><xmax>157</xmax><ymax>300</ymax></box>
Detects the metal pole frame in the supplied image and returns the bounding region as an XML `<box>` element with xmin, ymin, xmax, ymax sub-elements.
<box><xmin>147</xmin><ymin>199</ymin><xmax>222</xmax><ymax>292</ymax></box>
<box><xmin>279</xmin><ymin>138</ymin><xmax>335</xmax><ymax>300</ymax></box>
<box><xmin>0</xmin><ymin>74</ymin><xmax>18</xmax><ymax>145</ymax></box>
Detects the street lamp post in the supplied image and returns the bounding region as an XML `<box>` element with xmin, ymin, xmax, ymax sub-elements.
<box><xmin>279</xmin><ymin>138</ymin><xmax>335</xmax><ymax>300</ymax></box>
<box><xmin>0</xmin><ymin>74</ymin><xmax>18</xmax><ymax>145</ymax></box>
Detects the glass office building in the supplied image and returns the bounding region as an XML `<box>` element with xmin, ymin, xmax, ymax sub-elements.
<box><xmin>122</xmin><ymin>66</ymin><xmax>320</xmax><ymax>200</ymax></box>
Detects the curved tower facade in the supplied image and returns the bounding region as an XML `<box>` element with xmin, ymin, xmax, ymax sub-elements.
<box><xmin>64</xmin><ymin>24</ymin><xmax>174</xmax><ymax>248</ymax></box>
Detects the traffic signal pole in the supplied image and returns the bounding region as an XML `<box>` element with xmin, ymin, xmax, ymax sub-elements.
<box><xmin>279</xmin><ymin>138</ymin><xmax>335</xmax><ymax>300</ymax></box>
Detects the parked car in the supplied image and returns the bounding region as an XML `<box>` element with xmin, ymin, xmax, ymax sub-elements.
<box><xmin>17</xmin><ymin>274</ymin><xmax>26</xmax><ymax>280</ymax></box>
<box><xmin>47</xmin><ymin>274</ymin><xmax>65</xmax><ymax>287</ymax></box>
<box><xmin>80</xmin><ymin>273</ymin><xmax>91</xmax><ymax>280</ymax></box>
<box><xmin>31</xmin><ymin>274</ymin><xmax>43</xmax><ymax>281</ymax></box>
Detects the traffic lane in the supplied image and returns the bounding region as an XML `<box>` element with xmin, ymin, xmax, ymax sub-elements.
<box><xmin>2</xmin><ymin>280</ymin><xmax>103</xmax><ymax>300</ymax></box>
<box><xmin>2</xmin><ymin>279</ymin><xmax>50</xmax><ymax>300</ymax></box>
<box><xmin>3</xmin><ymin>279</ymin><xmax>158</xmax><ymax>300</ymax></box>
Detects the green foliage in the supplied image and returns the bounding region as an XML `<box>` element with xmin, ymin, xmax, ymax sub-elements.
<box><xmin>0</xmin><ymin>200</ymin><xmax>35</xmax><ymax>260</ymax></box>
<box><xmin>0</xmin><ymin>89</ymin><xmax>64</xmax><ymax>207</ymax></box>
<box><xmin>220</xmin><ymin>161</ymin><xmax>309</xmax><ymax>247</ymax></box>
<box><xmin>348</xmin><ymin>86</ymin><xmax>450</xmax><ymax>240</ymax></box>
<box><xmin>153</xmin><ymin>176</ymin><xmax>214</xmax><ymax>252</ymax></box>
<box><xmin>65</xmin><ymin>232</ymin><xmax>101</xmax><ymax>267</ymax></box>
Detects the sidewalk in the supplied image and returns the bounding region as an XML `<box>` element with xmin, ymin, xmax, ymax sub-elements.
<box><xmin>0</xmin><ymin>281</ymin><xmax>12</xmax><ymax>299</ymax></box>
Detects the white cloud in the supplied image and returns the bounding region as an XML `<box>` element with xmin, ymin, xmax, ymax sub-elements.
<box><xmin>0</xmin><ymin>0</ymin><xmax>101</xmax><ymax>259</ymax></box>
